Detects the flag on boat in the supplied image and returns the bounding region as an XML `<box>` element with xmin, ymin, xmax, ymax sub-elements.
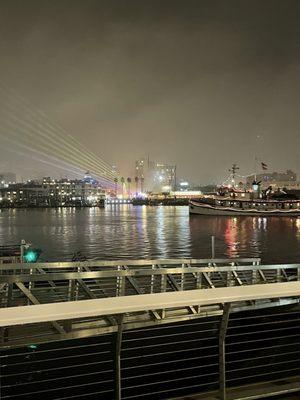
<box><xmin>261</xmin><ymin>162</ymin><xmax>268</xmax><ymax>170</ymax></box>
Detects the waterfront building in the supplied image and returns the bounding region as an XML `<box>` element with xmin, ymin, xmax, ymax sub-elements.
<box><xmin>246</xmin><ymin>169</ymin><xmax>297</xmax><ymax>189</ymax></box>
<box><xmin>0</xmin><ymin>178</ymin><xmax>105</xmax><ymax>207</ymax></box>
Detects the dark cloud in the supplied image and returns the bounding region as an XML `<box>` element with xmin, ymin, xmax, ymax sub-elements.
<box><xmin>0</xmin><ymin>0</ymin><xmax>300</xmax><ymax>183</ymax></box>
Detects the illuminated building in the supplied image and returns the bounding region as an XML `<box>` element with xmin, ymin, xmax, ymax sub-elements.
<box><xmin>0</xmin><ymin>172</ymin><xmax>17</xmax><ymax>188</ymax></box>
<box><xmin>246</xmin><ymin>170</ymin><xmax>298</xmax><ymax>189</ymax></box>
<box><xmin>134</xmin><ymin>158</ymin><xmax>176</xmax><ymax>192</ymax></box>
<box><xmin>0</xmin><ymin>178</ymin><xmax>105</xmax><ymax>207</ymax></box>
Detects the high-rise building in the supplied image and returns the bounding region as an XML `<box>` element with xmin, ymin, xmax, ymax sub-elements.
<box><xmin>151</xmin><ymin>163</ymin><xmax>176</xmax><ymax>192</ymax></box>
<box><xmin>135</xmin><ymin>159</ymin><xmax>146</xmax><ymax>180</ymax></box>
<box><xmin>134</xmin><ymin>158</ymin><xmax>176</xmax><ymax>192</ymax></box>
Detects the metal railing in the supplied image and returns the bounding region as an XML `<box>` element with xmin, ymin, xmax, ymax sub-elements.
<box><xmin>0</xmin><ymin>255</ymin><xmax>300</xmax><ymax>400</ymax></box>
<box><xmin>1</xmin><ymin>257</ymin><xmax>300</xmax><ymax>348</ymax></box>
<box><xmin>0</xmin><ymin>281</ymin><xmax>300</xmax><ymax>400</ymax></box>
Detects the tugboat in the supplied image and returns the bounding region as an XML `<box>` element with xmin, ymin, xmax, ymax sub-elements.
<box><xmin>190</xmin><ymin>164</ymin><xmax>300</xmax><ymax>217</ymax></box>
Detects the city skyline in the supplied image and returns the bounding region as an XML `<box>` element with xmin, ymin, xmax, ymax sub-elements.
<box><xmin>0</xmin><ymin>1</ymin><xmax>300</xmax><ymax>184</ymax></box>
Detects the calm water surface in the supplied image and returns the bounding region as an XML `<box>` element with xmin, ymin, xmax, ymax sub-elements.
<box><xmin>0</xmin><ymin>205</ymin><xmax>300</xmax><ymax>263</ymax></box>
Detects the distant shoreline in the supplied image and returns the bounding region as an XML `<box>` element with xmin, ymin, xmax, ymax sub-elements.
<box><xmin>0</xmin><ymin>201</ymin><xmax>191</xmax><ymax>209</ymax></box>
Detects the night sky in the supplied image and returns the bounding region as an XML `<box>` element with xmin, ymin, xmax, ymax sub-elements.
<box><xmin>0</xmin><ymin>0</ymin><xmax>300</xmax><ymax>183</ymax></box>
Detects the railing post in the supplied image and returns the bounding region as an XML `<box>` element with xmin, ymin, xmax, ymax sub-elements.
<box><xmin>196</xmin><ymin>272</ymin><xmax>202</xmax><ymax>313</ymax></box>
<box><xmin>115</xmin><ymin>314</ymin><xmax>124</xmax><ymax>400</ymax></box>
<box><xmin>6</xmin><ymin>283</ymin><xmax>13</xmax><ymax>307</ymax></box>
<box><xmin>160</xmin><ymin>274</ymin><xmax>167</xmax><ymax>319</ymax></box>
<box><xmin>181</xmin><ymin>263</ymin><xmax>185</xmax><ymax>290</ymax></box>
<box><xmin>211</xmin><ymin>236</ymin><xmax>215</xmax><ymax>259</ymax></box>
<box><xmin>150</xmin><ymin>264</ymin><xmax>156</xmax><ymax>293</ymax></box>
<box><xmin>20</xmin><ymin>239</ymin><xmax>26</xmax><ymax>263</ymax></box>
<box><xmin>219</xmin><ymin>303</ymin><xmax>231</xmax><ymax>400</ymax></box>
<box><xmin>68</xmin><ymin>279</ymin><xmax>76</xmax><ymax>301</ymax></box>
<box><xmin>116</xmin><ymin>266</ymin><xmax>125</xmax><ymax>297</ymax></box>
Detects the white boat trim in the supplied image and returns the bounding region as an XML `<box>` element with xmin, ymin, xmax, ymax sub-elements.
<box><xmin>189</xmin><ymin>200</ymin><xmax>300</xmax><ymax>216</ymax></box>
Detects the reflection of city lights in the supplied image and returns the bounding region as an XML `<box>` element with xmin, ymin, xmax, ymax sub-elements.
<box><xmin>224</xmin><ymin>219</ymin><xmax>238</xmax><ymax>258</ymax></box>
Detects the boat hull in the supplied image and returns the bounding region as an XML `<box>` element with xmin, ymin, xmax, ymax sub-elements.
<box><xmin>189</xmin><ymin>201</ymin><xmax>300</xmax><ymax>217</ymax></box>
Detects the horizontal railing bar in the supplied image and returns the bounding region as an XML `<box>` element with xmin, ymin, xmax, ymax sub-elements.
<box><xmin>123</xmin><ymin>362</ymin><xmax>219</xmax><ymax>380</ymax></box>
<box><xmin>0</xmin><ymin>340</ymin><xmax>113</xmax><ymax>359</ymax></box>
<box><xmin>2</xmin><ymin>301</ymin><xmax>295</xmax><ymax>350</ymax></box>
<box><xmin>123</xmin><ymin>354</ymin><xmax>218</xmax><ymax>370</ymax></box>
<box><xmin>227</xmin><ymin>349</ymin><xmax>300</xmax><ymax>365</ymax></box>
<box><xmin>228</xmin><ymin>359</ymin><xmax>300</xmax><ymax>373</ymax></box>
<box><xmin>228</xmin><ymin>367</ymin><xmax>300</xmax><ymax>383</ymax></box>
<box><xmin>1</xmin><ymin>282</ymin><xmax>299</xmax><ymax>327</ymax></box>
<box><xmin>227</xmin><ymin>333</ymin><xmax>300</xmax><ymax>348</ymax></box>
<box><xmin>1</xmin><ymin>369</ymin><xmax>114</xmax><ymax>388</ymax></box>
<box><xmin>1</xmin><ymin>358</ymin><xmax>114</xmax><ymax>377</ymax></box>
<box><xmin>121</xmin><ymin>380</ymin><xmax>219</xmax><ymax>399</ymax></box>
<box><xmin>228</xmin><ymin>340</ymin><xmax>300</xmax><ymax>355</ymax></box>
<box><xmin>0</xmin><ymin>258</ymin><xmax>261</xmax><ymax>270</ymax></box>
<box><xmin>123</xmin><ymin>372</ymin><xmax>218</xmax><ymax>389</ymax></box>
<box><xmin>0</xmin><ymin>265</ymin><xmax>297</xmax><ymax>283</ymax></box>
<box><xmin>50</xmin><ymin>389</ymin><xmax>114</xmax><ymax>400</ymax></box>
<box><xmin>121</xmin><ymin>337</ymin><xmax>217</xmax><ymax>351</ymax></box>
<box><xmin>227</xmin><ymin>324</ymin><xmax>299</xmax><ymax>338</ymax></box>
<box><xmin>122</xmin><ymin>328</ymin><xmax>218</xmax><ymax>342</ymax></box>
<box><xmin>228</xmin><ymin>317</ymin><xmax>300</xmax><ymax>330</ymax></box>
<box><xmin>1</xmin><ymin>350</ymin><xmax>112</xmax><ymax>367</ymax></box>
<box><xmin>230</xmin><ymin>309</ymin><xmax>300</xmax><ymax>321</ymax></box>
<box><xmin>0</xmin><ymin>380</ymin><xmax>115</xmax><ymax>398</ymax></box>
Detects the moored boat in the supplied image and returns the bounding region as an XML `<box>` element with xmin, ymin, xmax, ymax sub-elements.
<box><xmin>190</xmin><ymin>163</ymin><xmax>300</xmax><ymax>217</ymax></box>
<box><xmin>189</xmin><ymin>197</ymin><xmax>300</xmax><ymax>216</ymax></box>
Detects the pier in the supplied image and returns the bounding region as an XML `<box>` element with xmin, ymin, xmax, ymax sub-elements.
<box><xmin>0</xmin><ymin>258</ymin><xmax>300</xmax><ymax>400</ymax></box>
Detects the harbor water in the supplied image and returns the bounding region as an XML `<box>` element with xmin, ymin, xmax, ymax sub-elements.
<box><xmin>0</xmin><ymin>205</ymin><xmax>300</xmax><ymax>263</ymax></box>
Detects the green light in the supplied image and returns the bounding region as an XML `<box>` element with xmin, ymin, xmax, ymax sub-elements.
<box><xmin>24</xmin><ymin>250</ymin><xmax>38</xmax><ymax>262</ymax></box>
<box><xmin>28</xmin><ymin>344</ymin><xmax>38</xmax><ymax>350</ymax></box>
<box><xmin>24</xmin><ymin>248</ymin><xmax>41</xmax><ymax>263</ymax></box>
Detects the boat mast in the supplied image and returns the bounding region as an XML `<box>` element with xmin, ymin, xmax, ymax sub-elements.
<box><xmin>229</xmin><ymin>164</ymin><xmax>239</xmax><ymax>188</ymax></box>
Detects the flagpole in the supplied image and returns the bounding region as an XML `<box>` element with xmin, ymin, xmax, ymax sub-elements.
<box><xmin>254</xmin><ymin>156</ymin><xmax>258</xmax><ymax>182</ymax></box>
<box><xmin>254</xmin><ymin>135</ymin><xmax>261</xmax><ymax>182</ymax></box>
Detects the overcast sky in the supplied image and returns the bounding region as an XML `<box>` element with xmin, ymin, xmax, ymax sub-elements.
<box><xmin>0</xmin><ymin>0</ymin><xmax>300</xmax><ymax>184</ymax></box>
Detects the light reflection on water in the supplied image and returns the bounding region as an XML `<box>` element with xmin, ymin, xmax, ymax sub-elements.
<box><xmin>0</xmin><ymin>206</ymin><xmax>300</xmax><ymax>263</ymax></box>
